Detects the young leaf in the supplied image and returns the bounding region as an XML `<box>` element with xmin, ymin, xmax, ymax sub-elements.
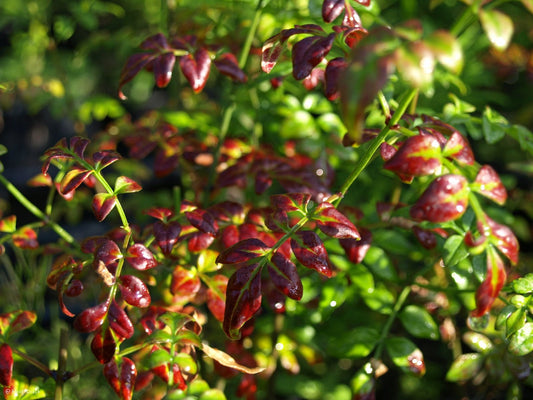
<box><xmin>91</xmin><ymin>327</ymin><xmax>116</xmax><ymax>364</ymax></box>
<box><xmin>267</xmin><ymin>251</ymin><xmax>303</xmax><ymax>300</ymax></box>
<box><xmin>74</xmin><ymin>301</ymin><xmax>110</xmax><ymax>333</ymax></box>
<box><xmin>384</xmin><ymin>134</ymin><xmax>442</xmax><ymax>177</ymax></box>
<box><xmin>92</xmin><ymin>193</ymin><xmax>117</xmax><ymax>222</ymax></box>
<box><xmin>271</xmin><ymin>193</ymin><xmax>311</xmax><ymax>212</ymax></box>
<box><xmin>479</xmin><ymin>9</ymin><xmax>514</xmax><ymax>51</ymax></box>
<box><xmin>12</xmin><ymin>227</ymin><xmax>38</xmax><ymax>249</ymax></box>
<box><xmin>213</xmin><ymin>53</ymin><xmax>247</xmax><ymax>83</ymax></box>
<box><xmin>0</xmin><ymin>215</ymin><xmax>16</xmax><ymax>233</ymax></box>
<box><xmin>207</xmin><ymin>274</ymin><xmax>228</xmax><ymax>322</ymax></box>
<box><xmin>223</xmin><ymin>263</ymin><xmax>263</xmax><ymax>339</ymax></box>
<box><xmin>179</xmin><ymin>48</ymin><xmax>212</xmax><ymax>93</ymax></box>
<box><xmin>471</xmin><ymin>246</ymin><xmax>506</xmax><ymax>317</ymax></box>
<box><xmin>291</xmin><ymin>33</ymin><xmax>336</xmax><ymax>80</ymax></box>
<box><xmin>153</xmin><ymin>220</ymin><xmax>182</xmax><ymax>256</ymax></box>
<box><xmin>482</xmin><ymin>215</ymin><xmax>519</xmax><ymax>265</ymax></box>
<box><xmin>385</xmin><ymin>337</ymin><xmax>426</xmax><ymax>376</ymax></box>
<box><xmin>119</xmin><ymin>275</ymin><xmax>151</xmax><ymax>308</ymax></box>
<box><xmin>185</xmin><ymin>208</ymin><xmax>219</xmax><ymax>236</ymax></box>
<box><xmin>324</xmin><ymin>57</ymin><xmax>348</xmax><ymax>100</ymax></box>
<box><xmin>314</xmin><ymin>202</ymin><xmax>360</xmax><ymax>239</ymax></box>
<box><xmin>114</xmin><ymin>176</ymin><xmax>142</xmax><ymax>194</ymax></box>
<box><xmin>108</xmin><ymin>300</ymin><xmax>134</xmax><ymax>340</ymax></box>
<box><xmin>216</xmin><ymin>238</ymin><xmax>270</xmax><ymax>265</ymax></box>
<box><xmin>472</xmin><ymin>165</ymin><xmax>507</xmax><ymax>205</ymax></box>
<box><xmin>59</xmin><ymin>167</ymin><xmax>93</xmax><ymax>196</ymax></box>
<box><xmin>153</xmin><ymin>52</ymin><xmax>176</xmax><ymax>88</ymax></box>
<box><xmin>170</xmin><ymin>266</ymin><xmax>201</xmax><ymax>303</ymax></box>
<box><xmin>120</xmin><ymin>357</ymin><xmax>137</xmax><ymax>400</ymax></box>
<box><xmin>509</xmin><ymin>323</ymin><xmax>533</xmax><ymax>356</ymax></box>
<box><xmin>291</xmin><ymin>231</ymin><xmax>332</xmax><ymax>277</ymax></box>
<box><xmin>442</xmin><ymin>131</ymin><xmax>474</xmax><ymax>165</ymax></box>
<box><xmin>322</xmin><ymin>0</ymin><xmax>346</xmax><ymax>23</ymax></box>
<box><xmin>125</xmin><ymin>243</ymin><xmax>158</xmax><ymax>271</ymax></box>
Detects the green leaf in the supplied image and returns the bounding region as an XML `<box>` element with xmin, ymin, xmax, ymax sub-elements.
<box><xmin>332</xmin><ymin>327</ymin><xmax>381</xmax><ymax>358</ymax></box>
<box><xmin>199</xmin><ymin>389</ymin><xmax>227</xmax><ymax>400</ymax></box>
<box><xmin>462</xmin><ymin>332</ymin><xmax>493</xmax><ymax>353</ymax></box>
<box><xmin>511</xmin><ymin>273</ymin><xmax>533</xmax><ymax>294</ymax></box>
<box><xmin>508</xmin><ymin>124</ymin><xmax>533</xmax><ymax>156</ymax></box>
<box><xmin>399</xmin><ymin>305</ymin><xmax>440</xmax><ymax>340</ymax></box>
<box><xmin>174</xmin><ymin>353</ymin><xmax>198</xmax><ymax>376</ymax></box>
<box><xmin>361</xmin><ymin>282</ymin><xmax>396</xmax><ymax>314</ymax></box>
<box><xmin>146</xmin><ymin>348</ymin><xmax>172</xmax><ymax>369</ymax></box>
<box><xmin>445</xmin><ymin>353</ymin><xmax>484</xmax><ymax>381</ymax></box>
<box><xmin>508</xmin><ymin>322</ymin><xmax>533</xmax><ymax>356</ymax></box>
<box><xmin>385</xmin><ymin>337</ymin><xmax>425</xmax><ymax>375</ymax></box>
<box><xmin>347</xmin><ymin>263</ymin><xmax>374</xmax><ymax>293</ymax></box>
<box><xmin>479</xmin><ymin>9</ymin><xmax>514</xmax><ymax>51</ymax></box>
<box><xmin>364</xmin><ymin>247</ymin><xmax>398</xmax><ymax>281</ymax></box>
<box><xmin>443</xmin><ymin>235</ymin><xmax>469</xmax><ymax>268</ymax></box>
<box><xmin>482</xmin><ymin>107</ymin><xmax>508</xmax><ymax>144</ymax></box>
<box><xmin>0</xmin><ymin>145</ymin><xmax>7</xmax><ymax>156</ymax></box>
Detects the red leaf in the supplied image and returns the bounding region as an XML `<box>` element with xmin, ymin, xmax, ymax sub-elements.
<box><xmin>222</xmin><ymin>225</ymin><xmax>240</xmax><ymax>249</ymax></box>
<box><xmin>214</xmin><ymin>53</ymin><xmax>247</xmax><ymax>83</ymax></box>
<box><xmin>118</xmin><ymin>53</ymin><xmax>155</xmax><ymax>99</ymax></box>
<box><xmin>64</xmin><ymin>279</ymin><xmax>84</xmax><ymax>297</ymax></box>
<box><xmin>471</xmin><ymin>246</ymin><xmax>506</xmax><ymax>317</ymax></box>
<box><xmin>185</xmin><ymin>208</ymin><xmax>219</xmax><ymax>236</ymax></box>
<box><xmin>412</xmin><ymin>226</ymin><xmax>437</xmax><ymax>249</ymax></box>
<box><xmin>140</xmin><ymin>33</ymin><xmax>170</xmax><ymax>51</ymax></box>
<box><xmin>120</xmin><ymin>275</ymin><xmax>151</xmax><ymax>308</ymax></box>
<box><xmin>322</xmin><ymin>0</ymin><xmax>345</xmax><ymax>23</ymax></box>
<box><xmin>93</xmin><ymin>151</ymin><xmax>121</xmax><ymax>170</ymax></box>
<box><xmin>0</xmin><ymin>344</ymin><xmax>13</xmax><ymax>387</ymax></box>
<box><xmin>74</xmin><ymin>301</ymin><xmax>110</xmax><ymax>333</ymax></box>
<box><xmin>145</xmin><ymin>207</ymin><xmax>174</xmax><ymax>221</ymax></box>
<box><xmin>384</xmin><ymin>134</ymin><xmax>442</xmax><ymax>177</ymax></box>
<box><xmin>91</xmin><ymin>328</ymin><xmax>116</xmax><ymax>364</ymax></box>
<box><xmin>153</xmin><ymin>52</ymin><xmax>176</xmax><ymax>88</ymax></box>
<box><xmin>70</xmin><ymin>136</ymin><xmax>90</xmax><ymax>159</ymax></box>
<box><xmin>59</xmin><ymin>167</ymin><xmax>93</xmax><ymax>196</ymax></box>
<box><xmin>472</xmin><ymin>165</ymin><xmax>507</xmax><ymax>205</ymax></box>
<box><xmin>126</xmin><ymin>243</ymin><xmax>158</xmax><ymax>271</ymax></box>
<box><xmin>481</xmin><ymin>216</ymin><xmax>519</xmax><ymax>265</ymax></box>
<box><xmin>170</xmin><ymin>266</ymin><xmax>201</xmax><ymax>303</ymax></box>
<box><xmin>292</xmin><ymin>33</ymin><xmax>336</xmax><ymax>80</ymax></box>
<box><xmin>153</xmin><ymin>220</ymin><xmax>182</xmax><ymax>255</ymax></box>
<box><xmin>12</xmin><ymin>227</ymin><xmax>38</xmax><ymax>249</ymax></box>
<box><xmin>267</xmin><ymin>251</ymin><xmax>303</xmax><ymax>300</ymax></box>
<box><xmin>410</xmin><ymin>175</ymin><xmax>469</xmax><ymax>223</ymax></box>
<box><xmin>187</xmin><ymin>231</ymin><xmax>215</xmax><ymax>252</ymax></box>
<box><xmin>291</xmin><ymin>231</ymin><xmax>332</xmax><ymax>277</ymax></box>
<box><xmin>207</xmin><ymin>275</ymin><xmax>228</xmax><ymax>322</ymax></box>
<box><xmin>443</xmin><ymin>132</ymin><xmax>474</xmax><ymax>165</ymax></box>
<box><xmin>104</xmin><ymin>359</ymin><xmax>121</xmax><ymax>396</ymax></box>
<box><xmin>271</xmin><ymin>193</ymin><xmax>311</xmax><ymax>212</ymax></box>
<box><xmin>224</xmin><ymin>263</ymin><xmax>263</xmax><ymax>339</ymax></box>
<box><xmin>94</xmin><ymin>239</ymin><xmax>122</xmax><ymax>268</ymax></box>
<box><xmin>109</xmin><ymin>300</ymin><xmax>134</xmax><ymax>339</ymax></box>
<box><xmin>92</xmin><ymin>193</ymin><xmax>117</xmax><ymax>222</ymax></box>
<box><xmin>114</xmin><ymin>176</ymin><xmax>142</xmax><ymax>194</ymax></box>
<box><xmin>1</xmin><ymin>311</ymin><xmax>37</xmax><ymax>336</ymax></box>
<box><xmin>314</xmin><ymin>202</ymin><xmax>360</xmax><ymax>239</ymax></box>
<box><xmin>0</xmin><ymin>215</ymin><xmax>16</xmax><ymax>233</ymax></box>
<box><xmin>302</xmin><ymin>68</ymin><xmax>324</xmax><ymax>90</ymax></box>
<box><xmin>216</xmin><ymin>238</ymin><xmax>270</xmax><ymax>264</ymax></box>
<box><xmin>325</xmin><ymin>57</ymin><xmax>348</xmax><ymax>100</ymax></box>
<box><xmin>179</xmin><ymin>48</ymin><xmax>212</xmax><ymax>93</ymax></box>
<box><xmin>339</xmin><ymin>227</ymin><xmax>373</xmax><ymax>264</ymax></box>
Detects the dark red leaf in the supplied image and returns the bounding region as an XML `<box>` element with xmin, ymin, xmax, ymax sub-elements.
<box><xmin>443</xmin><ymin>132</ymin><xmax>474</xmax><ymax>165</ymax></box>
<box><xmin>268</xmin><ymin>251</ymin><xmax>303</xmax><ymax>300</ymax></box>
<box><xmin>271</xmin><ymin>193</ymin><xmax>311</xmax><ymax>212</ymax></box>
<box><xmin>471</xmin><ymin>247</ymin><xmax>506</xmax><ymax>317</ymax></box>
<box><xmin>92</xmin><ymin>193</ymin><xmax>117</xmax><ymax>222</ymax></box>
<box><xmin>91</xmin><ymin>328</ymin><xmax>116</xmax><ymax>364</ymax></box>
<box><xmin>109</xmin><ymin>300</ymin><xmax>134</xmax><ymax>340</ymax></box>
<box><xmin>302</xmin><ymin>68</ymin><xmax>324</xmax><ymax>90</ymax></box>
<box><xmin>185</xmin><ymin>208</ymin><xmax>219</xmax><ymax>236</ymax></box>
<box><xmin>94</xmin><ymin>239</ymin><xmax>122</xmax><ymax>268</ymax></box>
<box><xmin>59</xmin><ymin>167</ymin><xmax>93</xmax><ymax>196</ymax></box>
<box><xmin>120</xmin><ymin>275</ymin><xmax>151</xmax><ymax>308</ymax></box>
<box><xmin>410</xmin><ymin>175</ymin><xmax>469</xmax><ymax>223</ymax></box>
<box><xmin>187</xmin><ymin>231</ymin><xmax>215</xmax><ymax>252</ymax></box>
<box><xmin>153</xmin><ymin>52</ymin><xmax>176</xmax><ymax>88</ymax></box>
<box><xmin>473</xmin><ymin>165</ymin><xmax>507</xmax><ymax>205</ymax></box>
<box><xmin>153</xmin><ymin>220</ymin><xmax>182</xmax><ymax>255</ymax></box>
<box><xmin>292</xmin><ymin>33</ymin><xmax>336</xmax><ymax>80</ymax></box>
<box><xmin>216</xmin><ymin>238</ymin><xmax>270</xmax><ymax>264</ymax></box>
<box><xmin>64</xmin><ymin>279</ymin><xmax>84</xmax><ymax>297</ymax></box>
<box><xmin>12</xmin><ymin>227</ymin><xmax>38</xmax><ymax>249</ymax></box>
<box><xmin>214</xmin><ymin>53</ymin><xmax>247</xmax><ymax>83</ymax></box>
<box><xmin>412</xmin><ymin>226</ymin><xmax>437</xmax><ymax>249</ymax></box>
<box><xmin>314</xmin><ymin>202</ymin><xmax>360</xmax><ymax>239</ymax></box>
<box><xmin>126</xmin><ymin>243</ymin><xmax>158</xmax><ymax>271</ymax></box>
<box><xmin>104</xmin><ymin>359</ymin><xmax>121</xmax><ymax>397</ymax></box>
<box><xmin>145</xmin><ymin>207</ymin><xmax>174</xmax><ymax>221</ymax></box>
<box><xmin>322</xmin><ymin>0</ymin><xmax>345</xmax><ymax>23</ymax></box>
<box><xmin>325</xmin><ymin>57</ymin><xmax>348</xmax><ymax>100</ymax></box>
<box><xmin>482</xmin><ymin>216</ymin><xmax>519</xmax><ymax>265</ymax></box>
<box><xmin>8</xmin><ymin>311</ymin><xmax>37</xmax><ymax>335</ymax></box>
<box><xmin>207</xmin><ymin>275</ymin><xmax>228</xmax><ymax>322</ymax></box>
<box><xmin>118</xmin><ymin>53</ymin><xmax>154</xmax><ymax>99</ymax></box>
<box><xmin>222</xmin><ymin>225</ymin><xmax>240</xmax><ymax>249</ymax></box>
<box><xmin>140</xmin><ymin>33</ymin><xmax>170</xmax><ymax>51</ymax></box>
<box><xmin>0</xmin><ymin>344</ymin><xmax>13</xmax><ymax>387</ymax></box>
<box><xmin>170</xmin><ymin>266</ymin><xmax>201</xmax><ymax>303</ymax></box>
<box><xmin>74</xmin><ymin>301</ymin><xmax>110</xmax><ymax>333</ymax></box>
<box><xmin>384</xmin><ymin>134</ymin><xmax>442</xmax><ymax>177</ymax></box>
<box><xmin>179</xmin><ymin>48</ymin><xmax>211</xmax><ymax>93</ymax></box>
<box><xmin>93</xmin><ymin>151</ymin><xmax>121</xmax><ymax>170</ymax></box>
<box><xmin>224</xmin><ymin>263</ymin><xmax>263</xmax><ymax>339</ymax></box>
<box><xmin>69</xmin><ymin>136</ymin><xmax>90</xmax><ymax>159</ymax></box>
<box><xmin>291</xmin><ymin>231</ymin><xmax>332</xmax><ymax>277</ymax></box>
<box><xmin>339</xmin><ymin>227</ymin><xmax>373</xmax><ymax>264</ymax></box>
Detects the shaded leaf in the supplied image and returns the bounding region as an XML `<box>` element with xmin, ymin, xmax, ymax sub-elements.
<box><xmin>186</xmin><ymin>208</ymin><xmax>219</xmax><ymax>236</ymax></box>
<box><xmin>92</xmin><ymin>193</ymin><xmax>117</xmax><ymax>222</ymax></box>
<box><xmin>314</xmin><ymin>202</ymin><xmax>360</xmax><ymax>239</ymax></box>
<box><xmin>446</xmin><ymin>353</ymin><xmax>483</xmax><ymax>382</ymax></box>
<box><xmin>479</xmin><ymin>9</ymin><xmax>514</xmax><ymax>51</ymax></box>
<box><xmin>399</xmin><ymin>305</ymin><xmax>440</xmax><ymax>340</ymax></box>
<box><xmin>386</xmin><ymin>337</ymin><xmax>426</xmax><ymax>376</ymax></box>
<box><xmin>216</xmin><ymin>238</ymin><xmax>270</xmax><ymax>265</ymax></box>
<box><xmin>0</xmin><ymin>344</ymin><xmax>13</xmax><ymax>387</ymax></box>
<box><xmin>291</xmin><ymin>231</ymin><xmax>331</xmax><ymax>277</ymax></box>
<box><xmin>267</xmin><ymin>251</ymin><xmax>303</xmax><ymax>300</ymax></box>
<box><xmin>91</xmin><ymin>328</ymin><xmax>116</xmax><ymax>364</ymax></box>
<box><xmin>153</xmin><ymin>220</ymin><xmax>182</xmax><ymax>256</ymax></box>
<box><xmin>214</xmin><ymin>53</ymin><xmax>247</xmax><ymax>82</ymax></box>
<box><xmin>12</xmin><ymin>227</ymin><xmax>38</xmax><ymax>249</ymax></box>
<box><xmin>292</xmin><ymin>33</ymin><xmax>336</xmax><ymax>80</ymax></box>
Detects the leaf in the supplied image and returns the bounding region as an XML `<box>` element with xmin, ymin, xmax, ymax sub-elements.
<box><xmin>216</xmin><ymin>238</ymin><xmax>270</xmax><ymax>265</ymax></box>
<box><xmin>201</xmin><ymin>343</ymin><xmax>265</xmax><ymax>374</ymax></box>
<box><xmin>12</xmin><ymin>227</ymin><xmax>38</xmax><ymax>249</ymax></box>
<box><xmin>0</xmin><ymin>344</ymin><xmax>13</xmax><ymax>387</ymax></box>
<box><xmin>223</xmin><ymin>263</ymin><xmax>263</xmax><ymax>339</ymax></box>
<box><xmin>91</xmin><ymin>327</ymin><xmax>116</xmax><ymax>364</ymax></box>
<box><xmin>442</xmin><ymin>132</ymin><xmax>474</xmax><ymax>166</ymax></box>
<box><xmin>270</xmin><ymin>193</ymin><xmax>310</xmax><ymax>212</ymax></box>
<box><xmin>120</xmin><ymin>275</ymin><xmax>151</xmax><ymax>308</ymax></box>
<box><xmin>324</xmin><ymin>57</ymin><xmax>348</xmax><ymax>100</ymax></box>
<box><xmin>410</xmin><ymin>175</ymin><xmax>469</xmax><ymax>223</ymax></box>
<box><xmin>446</xmin><ymin>353</ymin><xmax>483</xmax><ymax>381</ymax></box>
<box><xmin>59</xmin><ymin>167</ymin><xmax>93</xmax><ymax>195</ymax></box>
<box><xmin>472</xmin><ymin>165</ymin><xmax>507</xmax><ymax>205</ymax></box>
<box><xmin>74</xmin><ymin>301</ymin><xmax>109</xmax><ymax>333</ymax></box>
<box><xmin>332</xmin><ymin>327</ymin><xmax>380</xmax><ymax>358</ymax></box>
<box><xmin>207</xmin><ymin>274</ymin><xmax>228</xmax><ymax>322</ymax></box>
<box><xmin>399</xmin><ymin>305</ymin><xmax>440</xmax><ymax>340</ymax></box>
<box><xmin>92</xmin><ymin>193</ymin><xmax>117</xmax><ymax>222</ymax></box>
<box><xmin>0</xmin><ymin>310</ymin><xmax>37</xmax><ymax>336</ymax></box>
<box><xmin>482</xmin><ymin>107</ymin><xmax>508</xmax><ymax>144</ymax></box>
<box><xmin>153</xmin><ymin>220</ymin><xmax>182</xmax><ymax>256</ymax></box>
<box><xmin>0</xmin><ymin>215</ymin><xmax>16</xmax><ymax>233</ymax></box>
<box><xmin>118</xmin><ymin>53</ymin><xmax>156</xmax><ymax>99</ymax></box>
<box><xmin>322</xmin><ymin>0</ymin><xmax>346</xmax><ymax>23</ymax></box>
<box><xmin>291</xmin><ymin>231</ymin><xmax>332</xmax><ymax>277</ymax></box>
<box><xmin>125</xmin><ymin>243</ymin><xmax>158</xmax><ymax>271</ymax></box>
<box><xmin>93</xmin><ymin>151</ymin><xmax>121</xmax><ymax>170</ymax></box>
<box><xmin>170</xmin><ymin>266</ymin><xmax>201</xmax><ymax>303</ymax></box>
<box><xmin>292</xmin><ymin>33</ymin><xmax>336</xmax><ymax>80</ymax></box>
<box><xmin>425</xmin><ymin>30</ymin><xmax>463</xmax><ymax>74</ymax></box>
<box><xmin>509</xmin><ymin>323</ymin><xmax>533</xmax><ymax>356</ymax></box>
<box><xmin>339</xmin><ymin>227</ymin><xmax>373</xmax><ymax>264</ymax></box>
<box><xmin>384</xmin><ymin>134</ymin><xmax>442</xmax><ymax>178</ymax></box>
<box><xmin>482</xmin><ymin>216</ymin><xmax>519</xmax><ymax>265</ymax></box>
<box><xmin>114</xmin><ymin>176</ymin><xmax>142</xmax><ymax>194</ymax></box>
<box><xmin>361</xmin><ymin>282</ymin><xmax>396</xmax><ymax>314</ymax></box>
<box><xmin>153</xmin><ymin>52</ymin><xmax>176</xmax><ymax>88</ymax></box>
<box><xmin>213</xmin><ymin>53</ymin><xmax>247</xmax><ymax>83</ymax></box>
<box><xmin>267</xmin><ymin>251</ymin><xmax>303</xmax><ymax>300</ymax></box>
<box><xmin>462</xmin><ymin>332</ymin><xmax>493</xmax><ymax>354</ymax></box>
<box><xmin>471</xmin><ymin>246</ymin><xmax>506</xmax><ymax>317</ymax></box>
<box><xmin>443</xmin><ymin>235</ymin><xmax>469</xmax><ymax>268</ymax></box>
<box><xmin>512</xmin><ymin>273</ymin><xmax>533</xmax><ymax>294</ymax></box>
<box><xmin>314</xmin><ymin>202</ymin><xmax>360</xmax><ymax>239</ymax></box>
<box><xmin>395</xmin><ymin>41</ymin><xmax>435</xmax><ymax>89</ymax></box>
<box><xmin>185</xmin><ymin>208</ymin><xmax>219</xmax><ymax>236</ymax></box>
<box><xmin>479</xmin><ymin>9</ymin><xmax>514</xmax><ymax>51</ymax></box>
<box><xmin>386</xmin><ymin>337</ymin><xmax>426</xmax><ymax>376</ymax></box>
<box><xmin>179</xmin><ymin>48</ymin><xmax>212</xmax><ymax>93</ymax></box>
<box><xmin>108</xmin><ymin>300</ymin><xmax>134</xmax><ymax>340</ymax></box>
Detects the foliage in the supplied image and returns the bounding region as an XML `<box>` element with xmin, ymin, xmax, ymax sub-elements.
<box><xmin>1</xmin><ymin>0</ymin><xmax>533</xmax><ymax>399</ymax></box>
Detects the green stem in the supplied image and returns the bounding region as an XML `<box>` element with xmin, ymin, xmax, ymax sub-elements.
<box><xmin>238</xmin><ymin>0</ymin><xmax>267</xmax><ymax>70</ymax></box>
<box><xmin>451</xmin><ymin>0</ymin><xmax>483</xmax><ymax>37</ymax></box>
<box><xmin>54</xmin><ymin>328</ymin><xmax>69</xmax><ymax>400</ymax></box>
<box><xmin>0</xmin><ymin>173</ymin><xmax>75</xmax><ymax>245</ymax></box>
<box><xmin>11</xmin><ymin>347</ymin><xmax>51</xmax><ymax>377</ymax></box>
<box><xmin>334</xmin><ymin>88</ymin><xmax>419</xmax><ymax>206</ymax></box>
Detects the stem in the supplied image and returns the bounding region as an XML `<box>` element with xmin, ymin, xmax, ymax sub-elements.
<box><xmin>0</xmin><ymin>173</ymin><xmax>75</xmax><ymax>245</ymax></box>
<box><xmin>11</xmin><ymin>347</ymin><xmax>51</xmax><ymax>376</ymax></box>
<box><xmin>450</xmin><ymin>0</ymin><xmax>483</xmax><ymax>37</ymax></box>
<box><xmin>54</xmin><ymin>328</ymin><xmax>69</xmax><ymax>400</ymax></box>
<box><xmin>334</xmin><ymin>88</ymin><xmax>419</xmax><ymax>206</ymax></box>
<box><xmin>238</xmin><ymin>0</ymin><xmax>267</xmax><ymax>70</ymax></box>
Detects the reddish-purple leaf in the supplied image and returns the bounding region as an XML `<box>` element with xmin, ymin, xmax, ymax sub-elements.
<box><xmin>412</xmin><ymin>226</ymin><xmax>437</xmax><ymax>249</ymax></box>
<box><xmin>339</xmin><ymin>227</ymin><xmax>373</xmax><ymax>264</ymax></box>
<box><xmin>410</xmin><ymin>175</ymin><xmax>469</xmax><ymax>223</ymax></box>
<box><xmin>325</xmin><ymin>57</ymin><xmax>348</xmax><ymax>100</ymax></box>
<box><xmin>108</xmin><ymin>300</ymin><xmax>134</xmax><ymax>340</ymax></box>
<box><xmin>481</xmin><ymin>216</ymin><xmax>519</xmax><ymax>265</ymax></box>
<box><xmin>170</xmin><ymin>266</ymin><xmax>201</xmax><ymax>303</ymax></box>
<box><xmin>179</xmin><ymin>48</ymin><xmax>212</xmax><ymax>93</ymax></box>
<box><xmin>120</xmin><ymin>275</ymin><xmax>151</xmax><ymax>308</ymax></box>
<box><xmin>292</xmin><ymin>33</ymin><xmax>336</xmax><ymax>80</ymax></box>
<box><xmin>314</xmin><ymin>202</ymin><xmax>360</xmax><ymax>239</ymax></box>
<box><xmin>153</xmin><ymin>52</ymin><xmax>176</xmax><ymax>88</ymax></box>
<box><xmin>92</xmin><ymin>193</ymin><xmax>117</xmax><ymax>222</ymax></box>
<box><xmin>384</xmin><ymin>134</ymin><xmax>442</xmax><ymax>177</ymax></box>
<box><xmin>126</xmin><ymin>243</ymin><xmax>158</xmax><ymax>271</ymax></box>
<box><xmin>91</xmin><ymin>327</ymin><xmax>116</xmax><ymax>364</ymax></box>
<box><xmin>0</xmin><ymin>344</ymin><xmax>13</xmax><ymax>387</ymax></box>
<box><xmin>271</xmin><ymin>193</ymin><xmax>311</xmax><ymax>212</ymax></box>
<box><xmin>472</xmin><ymin>165</ymin><xmax>507</xmax><ymax>205</ymax></box>
<box><xmin>222</xmin><ymin>225</ymin><xmax>240</xmax><ymax>249</ymax></box>
<box><xmin>74</xmin><ymin>301</ymin><xmax>110</xmax><ymax>333</ymax></box>
<box><xmin>471</xmin><ymin>246</ymin><xmax>506</xmax><ymax>317</ymax></box>
<box><xmin>185</xmin><ymin>208</ymin><xmax>219</xmax><ymax>236</ymax></box>
<box><xmin>153</xmin><ymin>220</ymin><xmax>182</xmax><ymax>255</ymax></box>
<box><xmin>64</xmin><ymin>279</ymin><xmax>84</xmax><ymax>297</ymax></box>
<box><xmin>120</xmin><ymin>358</ymin><xmax>137</xmax><ymax>400</ymax></box>
<box><xmin>12</xmin><ymin>227</ymin><xmax>38</xmax><ymax>249</ymax></box>
<box><xmin>140</xmin><ymin>33</ymin><xmax>170</xmax><ymax>51</ymax></box>
<box><xmin>93</xmin><ymin>151</ymin><xmax>121</xmax><ymax>170</ymax></box>
<box><xmin>443</xmin><ymin>132</ymin><xmax>474</xmax><ymax>165</ymax></box>
<box><xmin>59</xmin><ymin>167</ymin><xmax>93</xmax><ymax>196</ymax></box>
<box><xmin>268</xmin><ymin>251</ymin><xmax>303</xmax><ymax>300</ymax></box>
<box><xmin>118</xmin><ymin>53</ymin><xmax>155</xmax><ymax>100</ymax></box>
<box><xmin>214</xmin><ymin>53</ymin><xmax>247</xmax><ymax>83</ymax></box>
<box><xmin>207</xmin><ymin>274</ymin><xmax>228</xmax><ymax>322</ymax></box>
<box><xmin>223</xmin><ymin>263</ymin><xmax>263</xmax><ymax>339</ymax></box>
<box><xmin>114</xmin><ymin>176</ymin><xmax>142</xmax><ymax>194</ymax></box>
<box><xmin>322</xmin><ymin>0</ymin><xmax>345</xmax><ymax>23</ymax></box>
<box><xmin>187</xmin><ymin>231</ymin><xmax>215</xmax><ymax>252</ymax></box>
<box><xmin>291</xmin><ymin>231</ymin><xmax>332</xmax><ymax>277</ymax></box>
<box><xmin>216</xmin><ymin>238</ymin><xmax>270</xmax><ymax>264</ymax></box>
<box><xmin>70</xmin><ymin>136</ymin><xmax>90</xmax><ymax>159</ymax></box>
<box><xmin>104</xmin><ymin>359</ymin><xmax>121</xmax><ymax>396</ymax></box>
<box><xmin>94</xmin><ymin>239</ymin><xmax>122</xmax><ymax>268</ymax></box>
<box><xmin>145</xmin><ymin>207</ymin><xmax>174</xmax><ymax>221</ymax></box>
<box><xmin>208</xmin><ymin>201</ymin><xmax>245</xmax><ymax>223</ymax></box>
